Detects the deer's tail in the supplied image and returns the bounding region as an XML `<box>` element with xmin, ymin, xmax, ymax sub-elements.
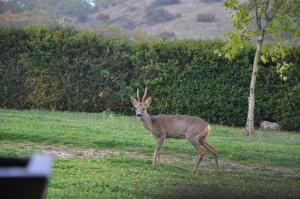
<box><xmin>202</xmin><ymin>124</ymin><xmax>211</xmax><ymax>138</ymax></box>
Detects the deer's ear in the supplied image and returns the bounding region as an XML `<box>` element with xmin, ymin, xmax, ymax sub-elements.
<box><xmin>130</xmin><ymin>96</ymin><xmax>138</xmax><ymax>108</ymax></box>
<box><xmin>144</xmin><ymin>97</ymin><xmax>152</xmax><ymax>108</ymax></box>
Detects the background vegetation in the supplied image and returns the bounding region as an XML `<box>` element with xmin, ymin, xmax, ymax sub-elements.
<box><xmin>0</xmin><ymin>26</ymin><xmax>299</xmax><ymax>130</ymax></box>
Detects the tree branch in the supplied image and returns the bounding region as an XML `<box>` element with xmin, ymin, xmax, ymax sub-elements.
<box><xmin>254</xmin><ymin>0</ymin><xmax>262</xmax><ymax>30</ymax></box>
<box><xmin>264</xmin><ymin>0</ymin><xmax>271</xmax><ymax>22</ymax></box>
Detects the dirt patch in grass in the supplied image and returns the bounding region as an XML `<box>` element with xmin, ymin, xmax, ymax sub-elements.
<box><xmin>41</xmin><ymin>147</ymin><xmax>146</xmax><ymax>159</ymax></box>
<box><xmin>1</xmin><ymin>141</ymin><xmax>146</xmax><ymax>159</ymax></box>
<box><xmin>219</xmin><ymin>159</ymin><xmax>300</xmax><ymax>176</ymax></box>
<box><xmin>2</xmin><ymin>141</ymin><xmax>299</xmax><ymax>176</ymax></box>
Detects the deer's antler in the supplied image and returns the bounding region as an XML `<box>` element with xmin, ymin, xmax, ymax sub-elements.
<box><xmin>142</xmin><ymin>87</ymin><xmax>148</xmax><ymax>102</ymax></box>
<box><xmin>137</xmin><ymin>89</ymin><xmax>140</xmax><ymax>102</ymax></box>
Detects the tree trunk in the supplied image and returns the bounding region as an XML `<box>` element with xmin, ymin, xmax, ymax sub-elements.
<box><xmin>246</xmin><ymin>37</ymin><xmax>263</xmax><ymax>137</ymax></box>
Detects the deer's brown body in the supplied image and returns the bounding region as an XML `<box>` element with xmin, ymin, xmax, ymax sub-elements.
<box><xmin>131</xmin><ymin>88</ymin><xmax>220</xmax><ymax>174</ymax></box>
<box><xmin>144</xmin><ymin>114</ymin><xmax>209</xmax><ymax>139</ymax></box>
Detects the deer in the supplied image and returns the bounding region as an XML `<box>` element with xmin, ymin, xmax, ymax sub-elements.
<box><xmin>130</xmin><ymin>87</ymin><xmax>220</xmax><ymax>175</ymax></box>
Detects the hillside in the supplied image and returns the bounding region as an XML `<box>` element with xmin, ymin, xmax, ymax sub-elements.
<box><xmin>89</xmin><ymin>0</ymin><xmax>233</xmax><ymax>39</ymax></box>
<box><xmin>0</xmin><ymin>0</ymin><xmax>233</xmax><ymax>39</ymax></box>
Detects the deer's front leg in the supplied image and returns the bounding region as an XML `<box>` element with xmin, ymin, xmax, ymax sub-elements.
<box><xmin>153</xmin><ymin>137</ymin><xmax>164</xmax><ymax>165</ymax></box>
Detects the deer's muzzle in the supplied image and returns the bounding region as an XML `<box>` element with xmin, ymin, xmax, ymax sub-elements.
<box><xmin>136</xmin><ymin>113</ymin><xmax>142</xmax><ymax>117</ymax></box>
<box><xmin>136</xmin><ymin>109</ymin><xmax>143</xmax><ymax>117</ymax></box>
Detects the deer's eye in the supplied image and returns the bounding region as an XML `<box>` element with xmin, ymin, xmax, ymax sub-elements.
<box><xmin>142</xmin><ymin>108</ymin><xmax>145</xmax><ymax>110</ymax></box>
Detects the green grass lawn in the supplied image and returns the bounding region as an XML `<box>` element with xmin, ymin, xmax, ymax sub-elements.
<box><xmin>0</xmin><ymin>109</ymin><xmax>300</xmax><ymax>199</ymax></box>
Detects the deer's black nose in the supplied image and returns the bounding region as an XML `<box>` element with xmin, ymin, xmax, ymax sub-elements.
<box><xmin>136</xmin><ymin>113</ymin><xmax>142</xmax><ymax>117</ymax></box>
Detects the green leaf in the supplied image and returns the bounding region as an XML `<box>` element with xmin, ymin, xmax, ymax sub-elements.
<box><xmin>261</xmin><ymin>55</ymin><xmax>267</xmax><ymax>64</ymax></box>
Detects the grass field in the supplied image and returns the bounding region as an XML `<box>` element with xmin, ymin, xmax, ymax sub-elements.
<box><xmin>0</xmin><ymin>109</ymin><xmax>299</xmax><ymax>199</ymax></box>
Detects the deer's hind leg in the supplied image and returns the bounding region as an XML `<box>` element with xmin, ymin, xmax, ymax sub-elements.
<box><xmin>201</xmin><ymin>139</ymin><xmax>220</xmax><ymax>175</ymax></box>
<box><xmin>187</xmin><ymin>136</ymin><xmax>206</xmax><ymax>174</ymax></box>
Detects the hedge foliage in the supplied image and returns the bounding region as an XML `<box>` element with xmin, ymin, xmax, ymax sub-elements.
<box><xmin>0</xmin><ymin>26</ymin><xmax>299</xmax><ymax>130</ymax></box>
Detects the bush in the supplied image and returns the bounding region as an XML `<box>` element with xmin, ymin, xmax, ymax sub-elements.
<box><xmin>0</xmin><ymin>27</ymin><xmax>28</xmax><ymax>108</ymax></box>
<box><xmin>147</xmin><ymin>8</ymin><xmax>180</xmax><ymax>25</ymax></box>
<box><xmin>111</xmin><ymin>16</ymin><xmax>135</xmax><ymax>30</ymax></box>
<box><xmin>157</xmin><ymin>31</ymin><xmax>176</xmax><ymax>39</ymax></box>
<box><xmin>97</xmin><ymin>13</ymin><xmax>110</xmax><ymax>22</ymax></box>
<box><xmin>0</xmin><ymin>26</ymin><xmax>299</xmax><ymax>131</ymax></box>
<box><xmin>146</xmin><ymin>0</ymin><xmax>181</xmax><ymax>25</ymax></box>
<box><xmin>197</xmin><ymin>12</ymin><xmax>216</xmax><ymax>22</ymax></box>
<box><xmin>78</xmin><ymin>15</ymin><xmax>88</xmax><ymax>23</ymax></box>
<box><xmin>151</xmin><ymin>0</ymin><xmax>181</xmax><ymax>7</ymax></box>
<box><xmin>200</xmin><ymin>0</ymin><xmax>222</xmax><ymax>3</ymax></box>
<box><xmin>128</xmin><ymin>6</ymin><xmax>137</xmax><ymax>12</ymax></box>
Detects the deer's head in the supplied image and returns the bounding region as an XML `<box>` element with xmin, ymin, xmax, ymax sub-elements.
<box><xmin>130</xmin><ymin>87</ymin><xmax>152</xmax><ymax>118</ymax></box>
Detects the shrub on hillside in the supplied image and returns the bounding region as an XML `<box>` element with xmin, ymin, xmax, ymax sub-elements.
<box><xmin>78</xmin><ymin>14</ymin><xmax>88</xmax><ymax>23</ymax></box>
<box><xmin>152</xmin><ymin>0</ymin><xmax>181</xmax><ymax>7</ymax></box>
<box><xmin>158</xmin><ymin>31</ymin><xmax>176</xmax><ymax>39</ymax></box>
<box><xmin>111</xmin><ymin>16</ymin><xmax>135</xmax><ymax>30</ymax></box>
<box><xmin>201</xmin><ymin>0</ymin><xmax>222</xmax><ymax>3</ymax></box>
<box><xmin>97</xmin><ymin>13</ymin><xmax>110</xmax><ymax>22</ymax></box>
<box><xmin>147</xmin><ymin>8</ymin><xmax>180</xmax><ymax>25</ymax></box>
<box><xmin>128</xmin><ymin>6</ymin><xmax>137</xmax><ymax>12</ymax></box>
<box><xmin>197</xmin><ymin>12</ymin><xmax>216</xmax><ymax>22</ymax></box>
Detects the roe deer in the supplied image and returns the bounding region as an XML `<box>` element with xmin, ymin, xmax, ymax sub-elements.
<box><xmin>130</xmin><ymin>88</ymin><xmax>220</xmax><ymax>174</ymax></box>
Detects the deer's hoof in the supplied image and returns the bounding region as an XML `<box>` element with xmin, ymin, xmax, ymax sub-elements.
<box><xmin>152</xmin><ymin>161</ymin><xmax>161</xmax><ymax>165</ymax></box>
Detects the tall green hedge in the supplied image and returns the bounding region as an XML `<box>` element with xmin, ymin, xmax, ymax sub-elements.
<box><xmin>0</xmin><ymin>26</ymin><xmax>299</xmax><ymax>130</ymax></box>
<box><xmin>0</xmin><ymin>26</ymin><xmax>134</xmax><ymax>113</ymax></box>
<box><xmin>133</xmin><ymin>40</ymin><xmax>300</xmax><ymax>130</ymax></box>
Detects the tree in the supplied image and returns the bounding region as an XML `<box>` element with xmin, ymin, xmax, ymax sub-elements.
<box><xmin>218</xmin><ymin>0</ymin><xmax>300</xmax><ymax>136</ymax></box>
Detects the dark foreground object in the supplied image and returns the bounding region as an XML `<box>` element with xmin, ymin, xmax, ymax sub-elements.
<box><xmin>0</xmin><ymin>155</ymin><xmax>52</xmax><ymax>199</ymax></box>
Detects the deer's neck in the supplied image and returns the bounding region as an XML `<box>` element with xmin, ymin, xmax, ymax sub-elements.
<box><xmin>141</xmin><ymin>110</ymin><xmax>153</xmax><ymax>131</ymax></box>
